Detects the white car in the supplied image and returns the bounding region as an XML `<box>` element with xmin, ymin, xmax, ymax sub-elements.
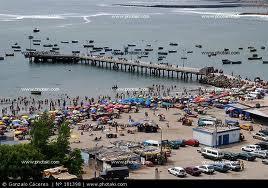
<box><xmin>253</xmin><ymin>132</ymin><xmax>268</xmax><ymax>141</ymax></box>
<box><xmin>224</xmin><ymin>161</ymin><xmax>241</xmax><ymax>171</ymax></box>
<box><xmin>168</xmin><ymin>167</ymin><xmax>187</xmax><ymax>177</ymax></box>
<box><xmin>241</xmin><ymin>145</ymin><xmax>261</xmax><ymax>152</ymax></box>
<box><xmin>196</xmin><ymin>165</ymin><xmax>214</xmax><ymax>174</ymax></box>
<box><xmin>250</xmin><ymin>150</ymin><xmax>268</xmax><ymax>159</ymax></box>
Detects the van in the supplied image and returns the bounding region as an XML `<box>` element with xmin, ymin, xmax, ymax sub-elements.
<box><xmin>143</xmin><ymin>140</ymin><xmax>161</xmax><ymax>147</ymax></box>
<box><xmin>201</xmin><ymin>147</ymin><xmax>224</xmax><ymax>160</ymax></box>
<box><xmin>100</xmin><ymin>166</ymin><xmax>129</xmax><ymax>180</ymax></box>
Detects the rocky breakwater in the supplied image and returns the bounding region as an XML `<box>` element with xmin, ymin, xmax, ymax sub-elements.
<box><xmin>199</xmin><ymin>74</ymin><xmax>247</xmax><ymax>88</ymax></box>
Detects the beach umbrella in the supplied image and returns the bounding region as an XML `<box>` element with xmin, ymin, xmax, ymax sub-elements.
<box><xmin>22</xmin><ymin>115</ymin><xmax>29</xmax><ymax>119</ymax></box>
<box><xmin>72</xmin><ymin>110</ymin><xmax>80</xmax><ymax>114</ymax></box>
<box><xmin>0</xmin><ymin>121</ymin><xmax>5</xmax><ymax>125</ymax></box>
<box><xmin>2</xmin><ymin>117</ymin><xmax>9</xmax><ymax>120</ymax></box>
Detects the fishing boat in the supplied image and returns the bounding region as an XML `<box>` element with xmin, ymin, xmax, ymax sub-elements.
<box><xmin>31</xmin><ymin>91</ymin><xmax>41</xmax><ymax>95</ymax></box>
<box><xmin>114</xmin><ymin>49</ymin><xmax>121</xmax><ymax>52</ymax></box>
<box><xmin>169</xmin><ymin>42</ymin><xmax>178</xmax><ymax>46</ymax></box>
<box><xmin>261</xmin><ymin>46</ymin><xmax>266</xmax><ymax>50</ymax></box>
<box><xmin>33</xmin><ymin>39</ymin><xmax>41</xmax><ymax>42</ymax></box>
<box><xmin>52</xmin><ymin>47</ymin><xmax>60</xmax><ymax>50</ymax></box>
<box><xmin>0</xmin><ymin>57</ymin><xmax>4</xmax><ymax>60</ymax></box>
<box><xmin>195</xmin><ymin>44</ymin><xmax>202</xmax><ymax>48</ymax></box>
<box><xmin>134</xmin><ymin>49</ymin><xmax>142</xmax><ymax>51</ymax></box>
<box><xmin>158</xmin><ymin>47</ymin><xmax>164</xmax><ymax>50</ymax></box>
<box><xmin>5</xmin><ymin>53</ymin><xmax>14</xmax><ymax>56</ymax></box>
<box><xmin>231</xmin><ymin>61</ymin><xmax>242</xmax><ymax>64</ymax></box>
<box><xmin>14</xmin><ymin>49</ymin><xmax>21</xmax><ymax>52</ymax></box>
<box><xmin>187</xmin><ymin>51</ymin><xmax>193</xmax><ymax>53</ymax></box>
<box><xmin>181</xmin><ymin>57</ymin><xmax>187</xmax><ymax>60</ymax></box>
<box><xmin>222</xmin><ymin>59</ymin><xmax>231</xmax><ymax>64</ymax></box>
<box><xmin>104</xmin><ymin>48</ymin><xmax>112</xmax><ymax>52</ymax></box>
<box><xmin>250</xmin><ymin>49</ymin><xmax>257</xmax><ymax>52</ymax></box>
<box><xmin>158</xmin><ymin>56</ymin><xmax>166</xmax><ymax>59</ymax></box>
<box><xmin>248</xmin><ymin>57</ymin><xmax>262</xmax><ymax>60</ymax></box>
<box><xmin>43</xmin><ymin>44</ymin><xmax>53</xmax><ymax>47</ymax></box>
<box><xmin>11</xmin><ymin>45</ymin><xmax>21</xmax><ymax>49</ymax></box>
<box><xmin>158</xmin><ymin>52</ymin><xmax>168</xmax><ymax>55</ymax></box>
<box><xmin>33</xmin><ymin>28</ymin><xmax>40</xmax><ymax>33</ymax></box>
<box><xmin>141</xmin><ymin>55</ymin><xmax>149</xmax><ymax>58</ymax></box>
<box><xmin>61</xmin><ymin>41</ymin><xmax>69</xmax><ymax>44</ymax></box>
<box><xmin>54</xmin><ymin>44</ymin><xmax>58</xmax><ymax>47</ymax></box>
<box><xmin>50</xmin><ymin>50</ymin><xmax>56</xmax><ymax>53</ymax></box>
<box><xmin>248</xmin><ymin>46</ymin><xmax>254</xmax><ymax>49</ymax></box>
<box><xmin>238</xmin><ymin>47</ymin><xmax>243</xmax><ymax>50</ymax></box>
<box><xmin>145</xmin><ymin>48</ymin><xmax>153</xmax><ymax>51</ymax></box>
<box><xmin>100</xmin><ymin>52</ymin><xmax>105</xmax><ymax>55</ymax></box>
<box><xmin>252</xmin><ymin>54</ymin><xmax>258</xmax><ymax>57</ymax></box>
<box><xmin>72</xmin><ymin>51</ymin><xmax>80</xmax><ymax>53</ymax></box>
<box><xmin>33</xmin><ymin>43</ymin><xmax>40</xmax><ymax>46</ymax></box>
<box><xmin>112</xmin><ymin>52</ymin><xmax>124</xmax><ymax>55</ymax></box>
<box><xmin>263</xmin><ymin>61</ymin><xmax>268</xmax><ymax>64</ymax></box>
<box><xmin>168</xmin><ymin>50</ymin><xmax>177</xmax><ymax>53</ymax></box>
<box><xmin>128</xmin><ymin>44</ymin><xmax>136</xmax><ymax>47</ymax></box>
<box><xmin>93</xmin><ymin>47</ymin><xmax>103</xmax><ymax>50</ymax></box>
<box><xmin>26</xmin><ymin>49</ymin><xmax>36</xmax><ymax>52</ymax></box>
<box><xmin>84</xmin><ymin>44</ymin><xmax>94</xmax><ymax>48</ymax></box>
<box><xmin>224</xmin><ymin>48</ymin><xmax>229</xmax><ymax>51</ymax></box>
<box><xmin>146</xmin><ymin>44</ymin><xmax>151</xmax><ymax>47</ymax></box>
<box><xmin>72</xmin><ymin>40</ymin><xmax>79</xmax><ymax>43</ymax></box>
<box><xmin>158</xmin><ymin>58</ymin><xmax>163</xmax><ymax>61</ymax></box>
<box><xmin>89</xmin><ymin>40</ymin><xmax>94</xmax><ymax>43</ymax></box>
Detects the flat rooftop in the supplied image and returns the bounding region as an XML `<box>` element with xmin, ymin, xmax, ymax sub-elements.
<box><xmin>193</xmin><ymin>126</ymin><xmax>240</xmax><ymax>134</ymax></box>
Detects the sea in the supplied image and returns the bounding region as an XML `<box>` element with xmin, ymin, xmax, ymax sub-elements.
<box><xmin>0</xmin><ymin>0</ymin><xmax>268</xmax><ymax>99</ymax></box>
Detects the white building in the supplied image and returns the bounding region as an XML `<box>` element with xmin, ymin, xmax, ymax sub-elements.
<box><xmin>193</xmin><ymin>126</ymin><xmax>240</xmax><ymax>147</ymax></box>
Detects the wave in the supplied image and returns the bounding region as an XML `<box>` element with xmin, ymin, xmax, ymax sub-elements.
<box><xmin>171</xmin><ymin>9</ymin><xmax>268</xmax><ymax>20</ymax></box>
<box><xmin>0</xmin><ymin>11</ymin><xmax>164</xmax><ymax>23</ymax></box>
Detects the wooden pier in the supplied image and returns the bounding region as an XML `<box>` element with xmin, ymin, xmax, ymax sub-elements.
<box><xmin>23</xmin><ymin>52</ymin><xmax>214</xmax><ymax>80</ymax></box>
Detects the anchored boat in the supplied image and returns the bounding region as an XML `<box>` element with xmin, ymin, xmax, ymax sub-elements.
<box><xmin>31</xmin><ymin>91</ymin><xmax>41</xmax><ymax>95</ymax></box>
<box><xmin>33</xmin><ymin>28</ymin><xmax>40</xmax><ymax>33</ymax></box>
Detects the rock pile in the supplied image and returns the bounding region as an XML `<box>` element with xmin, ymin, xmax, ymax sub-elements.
<box><xmin>199</xmin><ymin>74</ymin><xmax>245</xmax><ymax>88</ymax></box>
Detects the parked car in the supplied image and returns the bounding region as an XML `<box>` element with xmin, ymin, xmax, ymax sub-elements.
<box><xmin>252</xmin><ymin>132</ymin><xmax>268</xmax><ymax>141</ymax></box>
<box><xmin>185</xmin><ymin>139</ymin><xmax>199</xmax><ymax>147</ymax></box>
<box><xmin>184</xmin><ymin>166</ymin><xmax>202</xmax><ymax>176</ymax></box>
<box><xmin>174</xmin><ymin>139</ymin><xmax>186</xmax><ymax>147</ymax></box>
<box><xmin>99</xmin><ymin>166</ymin><xmax>129</xmax><ymax>180</ymax></box>
<box><xmin>196</xmin><ymin>165</ymin><xmax>214</xmax><ymax>174</ymax></box>
<box><xmin>237</xmin><ymin>152</ymin><xmax>256</xmax><ymax>161</ymax></box>
<box><xmin>241</xmin><ymin>145</ymin><xmax>261</xmax><ymax>152</ymax></box>
<box><xmin>262</xmin><ymin>159</ymin><xmax>268</xmax><ymax>165</ymax></box>
<box><xmin>211</xmin><ymin>163</ymin><xmax>230</xmax><ymax>173</ymax></box>
<box><xmin>240</xmin><ymin>124</ymin><xmax>253</xmax><ymax>131</ymax></box>
<box><xmin>201</xmin><ymin>147</ymin><xmax>224</xmax><ymax>160</ymax></box>
<box><xmin>224</xmin><ymin>161</ymin><xmax>241</xmax><ymax>171</ymax></box>
<box><xmin>250</xmin><ymin>150</ymin><xmax>268</xmax><ymax>159</ymax></box>
<box><xmin>255</xmin><ymin>142</ymin><xmax>268</xmax><ymax>150</ymax></box>
<box><xmin>259</xmin><ymin>129</ymin><xmax>268</xmax><ymax>136</ymax></box>
<box><xmin>161</xmin><ymin>140</ymin><xmax>180</xmax><ymax>149</ymax></box>
<box><xmin>225</xmin><ymin>119</ymin><xmax>239</xmax><ymax>127</ymax></box>
<box><xmin>222</xmin><ymin>151</ymin><xmax>239</xmax><ymax>161</ymax></box>
<box><xmin>168</xmin><ymin>167</ymin><xmax>187</xmax><ymax>177</ymax></box>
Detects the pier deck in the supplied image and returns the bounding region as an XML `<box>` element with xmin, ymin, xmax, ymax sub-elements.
<box><xmin>23</xmin><ymin>52</ymin><xmax>213</xmax><ymax>80</ymax></box>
